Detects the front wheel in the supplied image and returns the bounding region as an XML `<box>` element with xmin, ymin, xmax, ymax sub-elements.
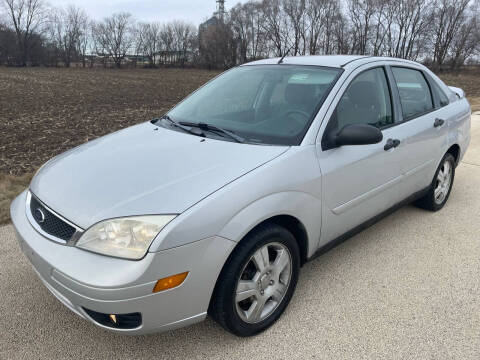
<box><xmin>416</xmin><ymin>153</ymin><xmax>455</xmax><ymax>211</ymax></box>
<box><xmin>209</xmin><ymin>224</ymin><xmax>300</xmax><ymax>336</ymax></box>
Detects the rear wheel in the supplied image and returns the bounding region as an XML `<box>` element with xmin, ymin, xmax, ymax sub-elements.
<box><xmin>416</xmin><ymin>153</ymin><xmax>455</xmax><ymax>211</ymax></box>
<box><xmin>210</xmin><ymin>224</ymin><xmax>300</xmax><ymax>336</ymax></box>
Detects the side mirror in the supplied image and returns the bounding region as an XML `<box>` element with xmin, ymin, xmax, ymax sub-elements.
<box><xmin>334</xmin><ymin>124</ymin><xmax>383</xmax><ymax>147</ymax></box>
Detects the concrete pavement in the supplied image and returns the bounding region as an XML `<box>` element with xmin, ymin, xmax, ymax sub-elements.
<box><xmin>1</xmin><ymin>114</ymin><xmax>479</xmax><ymax>359</ymax></box>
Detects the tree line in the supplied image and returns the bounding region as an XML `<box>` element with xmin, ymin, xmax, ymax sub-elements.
<box><xmin>0</xmin><ymin>0</ymin><xmax>479</xmax><ymax>70</ymax></box>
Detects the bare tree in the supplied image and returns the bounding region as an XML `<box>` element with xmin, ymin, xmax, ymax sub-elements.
<box><xmin>87</xmin><ymin>21</ymin><xmax>102</xmax><ymax>67</ymax></box>
<box><xmin>369</xmin><ymin>0</ymin><xmax>389</xmax><ymax>56</ymax></box>
<box><xmin>159</xmin><ymin>22</ymin><xmax>174</xmax><ymax>52</ymax></box>
<box><xmin>1</xmin><ymin>0</ymin><xmax>479</xmax><ymax>69</ymax></box>
<box><xmin>387</xmin><ymin>0</ymin><xmax>432</xmax><ymax>60</ymax></box>
<box><xmin>137</xmin><ymin>22</ymin><xmax>161</xmax><ymax>67</ymax></box>
<box><xmin>230</xmin><ymin>3</ymin><xmax>250</xmax><ymax>63</ymax></box>
<box><xmin>93</xmin><ymin>12</ymin><xmax>134</xmax><ymax>68</ymax></box>
<box><xmin>261</xmin><ymin>0</ymin><xmax>290</xmax><ymax>56</ymax></box>
<box><xmin>77</xmin><ymin>16</ymin><xmax>90</xmax><ymax>67</ymax></box>
<box><xmin>333</xmin><ymin>11</ymin><xmax>352</xmax><ymax>54</ymax></box>
<box><xmin>448</xmin><ymin>3</ymin><xmax>480</xmax><ymax>69</ymax></box>
<box><xmin>129</xmin><ymin>22</ymin><xmax>143</xmax><ymax>67</ymax></box>
<box><xmin>248</xmin><ymin>1</ymin><xmax>267</xmax><ymax>59</ymax></box>
<box><xmin>283</xmin><ymin>0</ymin><xmax>307</xmax><ymax>55</ymax></box>
<box><xmin>431</xmin><ymin>0</ymin><xmax>471</xmax><ymax>70</ymax></box>
<box><xmin>305</xmin><ymin>0</ymin><xmax>325</xmax><ymax>55</ymax></box>
<box><xmin>304</xmin><ymin>0</ymin><xmax>341</xmax><ymax>55</ymax></box>
<box><xmin>1</xmin><ymin>0</ymin><xmax>46</xmax><ymax>65</ymax></box>
<box><xmin>49</xmin><ymin>5</ymin><xmax>88</xmax><ymax>67</ymax></box>
<box><xmin>230</xmin><ymin>1</ymin><xmax>266</xmax><ymax>62</ymax></box>
<box><xmin>0</xmin><ymin>17</ymin><xmax>17</xmax><ymax>64</ymax></box>
<box><xmin>171</xmin><ymin>20</ymin><xmax>196</xmax><ymax>66</ymax></box>
<box><xmin>347</xmin><ymin>0</ymin><xmax>376</xmax><ymax>55</ymax></box>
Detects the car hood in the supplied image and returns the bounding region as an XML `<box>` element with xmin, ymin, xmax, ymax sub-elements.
<box><xmin>30</xmin><ymin>122</ymin><xmax>288</xmax><ymax>229</ymax></box>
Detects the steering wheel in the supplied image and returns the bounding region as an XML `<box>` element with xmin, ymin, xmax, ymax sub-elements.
<box><xmin>282</xmin><ymin>109</ymin><xmax>310</xmax><ymax>127</ymax></box>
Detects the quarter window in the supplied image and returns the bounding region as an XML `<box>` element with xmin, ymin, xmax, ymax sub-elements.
<box><xmin>391</xmin><ymin>67</ymin><xmax>433</xmax><ymax>119</ymax></box>
<box><xmin>430</xmin><ymin>79</ymin><xmax>449</xmax><ymax>107</ymax></box>
<box><xmin>329</xmin><ymin>67</ymin><xmax>393</xmax><ymax>132</ymax></box>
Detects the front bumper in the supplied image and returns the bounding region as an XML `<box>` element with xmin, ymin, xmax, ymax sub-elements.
<box><xmin>11</xmin><ymin>191</ymin><xmax>235</xmax><ymax>335</ymax></box>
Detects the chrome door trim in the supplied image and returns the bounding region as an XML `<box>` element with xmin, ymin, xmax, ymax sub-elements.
<box><xmin>404</xmin><ymin>159</ymin><xmax>433</xmax><ymax>177</ymax></box>
<box><xmin>332</xmin><ymin>175</ymin><xmax>403</xmax><ymax>215</ymax></box>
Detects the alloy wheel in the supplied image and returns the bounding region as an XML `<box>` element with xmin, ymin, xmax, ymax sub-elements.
<box><xmin>235</xmin><ymin>242</ymin><xmax>292</xmax><ymax>323</ymax></box>
<box><xmin>434</xmin><ymin>160</ymin><xmax>452</xmax><ymax>205</ymax></box>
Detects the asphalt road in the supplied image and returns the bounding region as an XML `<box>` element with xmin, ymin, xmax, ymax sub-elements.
<box><xmin>1</xmin><ymin>114</ymin><xmax>479</xmax><ymax>360</ymax></box>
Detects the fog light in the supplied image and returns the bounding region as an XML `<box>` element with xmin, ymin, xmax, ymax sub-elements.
<box><xmin>83</xmin><ymin>308</ymin><xmax>142</xmax><ymax>329</ymax></box>
<box><xmin>153</xmin><ymin>272</ymin><xmax>189</xmax><ymax>293</ymax></box>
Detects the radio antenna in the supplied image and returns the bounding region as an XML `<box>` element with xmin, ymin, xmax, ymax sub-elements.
<box><xmin>277</xmin><ymin>47</ymin><xmax>292</xmax><ymax>64</ymax></box>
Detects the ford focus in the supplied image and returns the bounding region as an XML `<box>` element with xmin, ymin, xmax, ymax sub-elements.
<box><xmin>11</xmin><ymin>55</ymin><xmax>471</xmax><ymax>336</ymax></box>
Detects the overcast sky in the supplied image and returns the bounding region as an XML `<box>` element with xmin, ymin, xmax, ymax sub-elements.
<box><xmin>47</xmin><ymin>0</ymin><xmax>247</xmax><ymax>25</ymax></box>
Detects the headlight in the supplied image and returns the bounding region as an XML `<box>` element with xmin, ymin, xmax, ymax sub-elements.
<box><xmin>76</xmin><ymin>215</ymin><xmax>176</xmax><ymax>260</ymax></box>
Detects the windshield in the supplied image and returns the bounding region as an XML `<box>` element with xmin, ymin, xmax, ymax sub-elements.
<box><xmin>167</xmin><ymin>65</ymin><xmax>342</xmax><ymax>145</ymax></box>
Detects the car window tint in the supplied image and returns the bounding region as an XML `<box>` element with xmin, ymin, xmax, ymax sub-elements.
<box><xmin>168</xmin><ymin>65</ymin><xmax>341</xmax><ymax>145</ymax></box>
<box><xmin>391</xmin><ymin>67</ymin><xmax>433</xmax><ymax>118</ymax></box>
<box><xmin>430</xmin><ymin>79</ymin><xmax>449</xmax><ymax>107</ymax></box>
<box><xmin>196</xmin><ymin>70</ymin><xmax>264</xmax><ymax>115</ymax></box>
<box><xmin>331</xmin><ymin>67</ymin><xmax>393</xmax><ymax>131</ymax></box>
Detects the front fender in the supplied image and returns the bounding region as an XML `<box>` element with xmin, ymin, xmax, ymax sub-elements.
<box><xmin>149</xmin><ymin>146</ymin><xmax>322</xmax><ymax>253</ymax></box>
<box><xmin>218</xmin><ymin>191</ymin><xmax>322</xmax><ymax>258</ymax></box>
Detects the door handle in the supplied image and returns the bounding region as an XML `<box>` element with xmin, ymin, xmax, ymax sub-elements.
<box><xmin>384</xmin><ymin>138</ymin><xmax>401</xmax><ymax>151</ymax></box>
<box><xmin>434</xmin><ymin>118</ymin><xmax>445</xmax><ymax>127</ymax></box>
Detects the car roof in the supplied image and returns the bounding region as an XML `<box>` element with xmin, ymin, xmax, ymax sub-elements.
<box><xmin>243</xmin><ymin>55</ymin><xmax>420</xmax><ymax>69</ymax></box>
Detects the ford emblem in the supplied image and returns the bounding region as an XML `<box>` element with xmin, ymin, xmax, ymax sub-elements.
<box><xmin>34</xmin><ymin>208</ymin><xmax>46</xmax><ymax>223</ymax></box>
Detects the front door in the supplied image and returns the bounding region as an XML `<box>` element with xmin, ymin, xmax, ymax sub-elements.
<box><xmin>316</xmin><ymin>66</ymin><xmax>404</xmax><ymax>245</ymax></box>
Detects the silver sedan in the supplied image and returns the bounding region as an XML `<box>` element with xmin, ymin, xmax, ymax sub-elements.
<box><xmin>11</xmin><ymin>55</ymin><xmax>471</xmax><ymax>336</ymax></box>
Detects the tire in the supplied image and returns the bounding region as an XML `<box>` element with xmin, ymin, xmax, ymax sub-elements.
<box><xmin>415</xmin><ymin>153</ymin><xmax>455</xmax><ymax>211</ymax></box>
<box><xmin>209</xmin><ymin>223</ymin><xmax>300</xmax><ymax>337</ymax></box>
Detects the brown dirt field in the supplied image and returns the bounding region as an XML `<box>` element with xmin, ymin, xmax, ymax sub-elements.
<box><xmin>0</xmin><ymin>66</ymin><xmax>478</xmax><ymax>224</ymax></box>
<box><xmin>0</xmin><ymin>67</ymin><xmax>219</xmax><ymax>224</ymax></box>
<box><xmin>0</xmin><ymin>172</ymin><xmax>33</xmax><ymax>225</ymax></box>
<box><xmin>438</xmin><ymin>68</ymin><xmax>480</xmax><ymax>112</ymax></box>
<box><xmin>0</xmin><ymin>67</ymin><xmax>220</xmax><ymax>175</ymax></box>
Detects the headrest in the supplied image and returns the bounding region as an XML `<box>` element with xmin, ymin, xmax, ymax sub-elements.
<box><xmin>285</xmin><ymin>84</ymin><xmax>317</xmax><ymax>107</ymax></box>
<box><xmin>348</xmin><ymin>81</ymin><xmax>380</xmax><ymax>109</ymax></box>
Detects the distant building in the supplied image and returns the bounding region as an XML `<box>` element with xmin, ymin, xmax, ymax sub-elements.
<box><xmin>198</xmin><ymin>0</ymin><xmax>239</xmax><ymax>69</ymax></box>
<box><xmin>125</xmin><ymin>55</ymin><xmax>149</xmax><ymax>64</ymax></box>
<box><xmin>153</xmin><ymin>50</ymin><xmax>194</xmax><ymax>66</ymax></box>
<box><xmin>200</xmin><ymin>0</ymin><xmax>227</xmax><ymax>31</ymax></box>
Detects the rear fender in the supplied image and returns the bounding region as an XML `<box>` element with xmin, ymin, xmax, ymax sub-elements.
<box><xmin>448</xmin><ymin>86</ymin><xmax>465</xmax><ymax>99</ymax></box>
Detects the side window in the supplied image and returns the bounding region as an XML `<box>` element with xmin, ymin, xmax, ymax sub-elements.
<box><xmin>430</xmin><ymin>79</ymin><xmax>449</xmax><ymax>107</ymax></box>
<box><xmin>330</xmin><ymin>67</ymin><xmax>393</xmax><ymax>133</ymax></box>
<box><xmin>391</xmin><ymin>67</ymin><xmax>433</xmax><ymax>119</ymax></box>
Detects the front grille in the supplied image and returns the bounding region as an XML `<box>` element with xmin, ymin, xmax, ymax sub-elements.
<box><xmin>29</xmin><ymin>194</ymin><xmax>76</xmax><ymax>241</ymax></box>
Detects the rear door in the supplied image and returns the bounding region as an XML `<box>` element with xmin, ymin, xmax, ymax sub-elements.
<box><xmin>316</xmin><ymin>65</ymin><xmax>405</xmax><ymax>244</ymax></box>
<box><xmin>388</xmin><ymin>65</ymin><xmax>449</xmax><ymax>198</ymax></box>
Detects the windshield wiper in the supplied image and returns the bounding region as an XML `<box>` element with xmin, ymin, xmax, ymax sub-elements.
<box><xmin>155</xmin><ymin>115</ymin><xmax>205</xmax><ymax>137</ymax></box>
<box><xmin>179</xmin><ymin>121</ymin><xmax>245</xmax><ymax>143</ymax></box>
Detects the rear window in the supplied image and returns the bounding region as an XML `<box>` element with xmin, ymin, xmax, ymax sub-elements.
<box><xmin>391</xmin><ymin>67</ymin><xmax>433</xmax><ymax>119</ymax></box>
